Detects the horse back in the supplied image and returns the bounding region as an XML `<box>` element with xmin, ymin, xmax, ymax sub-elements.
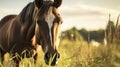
<box><xmin>0</xmin><ymin>15</ymin><xmax>17</xmax><ymax>28</ymax></box>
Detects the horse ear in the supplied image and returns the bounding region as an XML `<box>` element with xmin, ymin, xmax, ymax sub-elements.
<box><xmin>53</xmin><ymin>0</ymin><xmax>62</xmax><ymax>8</ymax></box>
<box><xmin>34</xmin><ymin>0</ymin><xmax>43</xmax><ymax>8</ymax></box>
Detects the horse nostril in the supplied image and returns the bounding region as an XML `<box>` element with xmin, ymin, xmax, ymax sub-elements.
<box><xmin>45</xmin><ymin>53</ymin><xmax>49</xmax><ymax>59</ymax></box>
<box><xmin>44</xmin><ymin>52</ymin><xmax>60</xmax><ymax>66</ymax></box>
<box><xmin>44</xmin><ymin>53</ymin><xmax>50</xmax><ymax>64</ymax></box>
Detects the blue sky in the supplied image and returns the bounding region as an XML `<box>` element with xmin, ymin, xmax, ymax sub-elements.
<box><xmin>0</xmin><ymin>0</ymin><xmax>120</xmax><ymax>31</ymax></box>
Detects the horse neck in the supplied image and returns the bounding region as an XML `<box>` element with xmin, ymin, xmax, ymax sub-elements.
<box><xmin>16</xmin><ymin>2</ymin><xmax>36</xmax><ymax>41</ymax></box>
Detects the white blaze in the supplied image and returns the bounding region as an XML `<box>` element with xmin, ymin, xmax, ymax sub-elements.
<box><xmin>45</xmin><ymin>7</ymin><xmax>55</xmax><ymax>46</ymax></box>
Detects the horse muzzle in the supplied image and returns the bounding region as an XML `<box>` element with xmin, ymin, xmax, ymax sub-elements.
<box><xmin>44</xmin><ymin>52</ymin><xmax>60</xmax><ymax>66</ymax></box>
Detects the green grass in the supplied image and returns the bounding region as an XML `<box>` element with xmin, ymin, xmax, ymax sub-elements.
<box><xmin>0</xmin><ymin>39</ymin><xmax>120</xmax><ymax>67</ymax></box>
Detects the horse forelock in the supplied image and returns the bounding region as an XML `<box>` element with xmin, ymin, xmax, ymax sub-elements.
<box><xmin>38</xmin><ymin>1</ymin><xmax>53</xmax><ymax>16</ymax></box>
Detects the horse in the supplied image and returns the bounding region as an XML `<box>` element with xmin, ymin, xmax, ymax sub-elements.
<box><xmin>0</xmin><ymin>0</ymin><xmax>62</xmax><ymax>66</ymax></box>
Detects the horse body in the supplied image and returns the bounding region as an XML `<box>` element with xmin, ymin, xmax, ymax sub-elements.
<box><xmin>0</xmin><ymin>15</ymin><xmax>17</xmax><ymax>51</ymax></box>
<box><xmin>0</xmin><ymin>2</ymin><xmax>37</xmax><ymax>65</ymax></box>
<box><xmin>0</xmin><ymin>0</ymin><xmax>62</xmax><ymax>66</ymax></box>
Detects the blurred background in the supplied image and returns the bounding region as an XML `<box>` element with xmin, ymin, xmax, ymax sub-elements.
<box><xmin>0</xmin><ymin>0</ymin><xmax>120</xmax><ymax>67</ymax></box>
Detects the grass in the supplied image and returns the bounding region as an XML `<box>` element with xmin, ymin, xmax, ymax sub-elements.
<box><xmin>0</xmin><ymin>39</ymin><xmax>120</xmax><ymax>67</ymax></box>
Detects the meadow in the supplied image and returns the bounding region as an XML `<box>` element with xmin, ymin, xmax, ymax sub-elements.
<box><xmin>0</xmin><ymin>37</ymin><xmax>120</xmax><ymax>67</ymax></box>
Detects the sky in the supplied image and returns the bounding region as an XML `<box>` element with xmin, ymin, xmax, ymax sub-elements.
<box><xmin>0</xmin><ymin>0</ymin><xmax>120</xmax><ymax>31</ymax></box>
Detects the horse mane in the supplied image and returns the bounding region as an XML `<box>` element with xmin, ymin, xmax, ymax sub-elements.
<box><xmin>20</xmin><ymin>2</ymin><xmax>35</xmax><ymax>23</ymax></box>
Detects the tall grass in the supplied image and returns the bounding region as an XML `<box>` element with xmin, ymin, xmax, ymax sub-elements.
<box><xmin>0</xmin><ymin>39</ymin><xmax>120</xmax><ymax>67</ymax></box>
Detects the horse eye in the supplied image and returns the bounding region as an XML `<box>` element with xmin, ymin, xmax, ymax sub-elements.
<box><xmin>58</xmin><ymin>14</ymin><xmax>60</xmax><ymax>16</ymax></box>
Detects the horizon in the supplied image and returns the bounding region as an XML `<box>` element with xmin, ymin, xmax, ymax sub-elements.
<box><xmin>0</xmin><ymin>0</ymin><xmax>120</xmax><ymax>31</ymax></box>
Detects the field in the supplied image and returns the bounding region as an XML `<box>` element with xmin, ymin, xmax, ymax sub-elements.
<box><xmin>0</xmin><ymin>38</ymin><xmax>120</xmax><ymax>67</ymax></box>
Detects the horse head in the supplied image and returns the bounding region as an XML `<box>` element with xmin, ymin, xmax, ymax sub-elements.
<box><xmin>34</xmin><ymin>0</ymin><xmax>62</xmax><ymax>66</ymax></box>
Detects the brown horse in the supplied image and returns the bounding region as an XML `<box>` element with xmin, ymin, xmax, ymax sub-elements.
<box><xmin>0</xmin><ymin>0</ymin><xmax>62</xmax><ymax>66</ymax></box>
